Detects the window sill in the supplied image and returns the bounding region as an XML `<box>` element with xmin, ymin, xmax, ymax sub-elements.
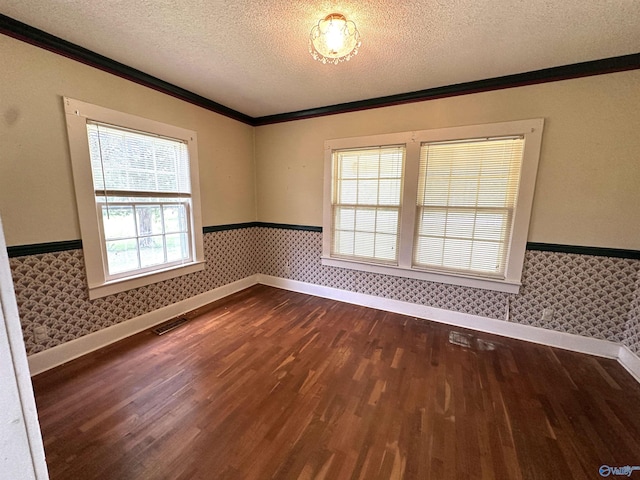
<box><xmin>321</xmin><ymin>256</ymin><xmax>521</xmax><ymax>294</ymax></box>
<box><xmin>87</xmin><ymin>261</ymin><xmax>206</xmax><ymax>300</ymax></box>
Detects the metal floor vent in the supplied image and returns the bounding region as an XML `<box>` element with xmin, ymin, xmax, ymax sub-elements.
<box><xmin>152</xmin><ymin>316</ymin><xmax>189</xmax><ymax>336</ymax></box>
<box><xmin>448</xmin><ymin>330</ymin><xmax>497</xmax><ymax>351</ymax></box>
<box><xmin>448</xmin><ymin>330</ymin><xmax>473</xmax><ymax>348</ymax></box>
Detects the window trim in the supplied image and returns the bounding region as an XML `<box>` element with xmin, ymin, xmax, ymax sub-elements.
<box><xmin>330</xmin><ymin>144</ymin><xmax>406</xmax><ymax>265</ymax></box>
<box><xmin>64</xmin><ymin>97</ymin><xmax>205</xmax><ymax>300</ymax></box>
<box><xmin>322</xmin><ymin>119</ymin><xmax>544</xmax><ymax>293</ymax></box>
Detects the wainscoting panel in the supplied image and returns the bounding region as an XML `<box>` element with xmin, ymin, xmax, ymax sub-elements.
<box><xmin>8</xmin><ymin>225</ymin><xmax>640</xmax><ymax>363</ymax></box>
<box><xmin>510</xmin><ymin>250</ymin><xmax>636</xmax><ymax>341</ymax></box>
<box><xmin>626</xmin><ymin>276</ymin><xmax>640</xmax><ymax>353</ymax></box>
<box><xmin>10</xmin><ymin>228</ymin><xmax>259</xmax><ymax>355</ymax></box>
<box><xmin>257</xmin><ymin>228</ymin><xmax>638</xmax><ymax>352</ymax></box>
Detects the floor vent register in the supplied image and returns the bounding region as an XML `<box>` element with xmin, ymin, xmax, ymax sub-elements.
<box><xmin>448</xmin><ymin>330</ymin><xmax>498</xmax><ymax>351</ymax></box>
<box><xmin>152</xmin><ymin>316</ymin><xmax>189</xmax><ymax>335</ymax></box>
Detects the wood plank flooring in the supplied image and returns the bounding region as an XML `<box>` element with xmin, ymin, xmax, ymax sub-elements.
<box><xmin>32</xmin><ymin>285</ymin><xmax>640</xmax><ymax>479</ymax></box>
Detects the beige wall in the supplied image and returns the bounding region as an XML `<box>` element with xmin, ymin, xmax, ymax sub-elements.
<box><xmin>255</xmin><ymin>70</ymin><xmax>640</xmax><ymax>250</ymax></box>
<box><xmin>2</xmin><ymin>33</ymin><xmax>639</xmax><ymax>250</ymax></box>
<box><xmin>0</xmin><ymin>36</ymin><xmax>256</xmax><ymax>247</ymax></box>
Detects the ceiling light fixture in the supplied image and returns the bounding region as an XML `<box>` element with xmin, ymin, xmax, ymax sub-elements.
<box><xmin>309</xmin><ymin>13</ymin><xmax>361</xmax><ymax>65</ymax></box>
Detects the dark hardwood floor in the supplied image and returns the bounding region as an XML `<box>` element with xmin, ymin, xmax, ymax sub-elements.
<box><xmin>32</xmin><ymin>285</ymin><xmax>640</xmax><ymax>479</ymax></box>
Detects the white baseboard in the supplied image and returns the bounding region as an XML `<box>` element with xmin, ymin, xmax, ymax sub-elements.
<box><xmin>28</xmin><ymin>275</ymin><xmax>259</xmax><ymax>376</ymax></box>
<box><xmin>28</xmin><ymin>272</ymin><xmax>640</xmax><ymax>386</ymax></box>
<box><xmin>258</xmin><ymin>275</ymin><xmax>640</xmax><ymax>382</ymax></box>
<box><xmin>618</xmin><ymin>345</ymin><xmax>640</xmax><ymax>384</ymax></box>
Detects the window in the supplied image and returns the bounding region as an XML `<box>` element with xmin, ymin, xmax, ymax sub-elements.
<box><xmin>64</xmin><ymin>98</ymin><xmax>205</xmax><ymax>299</ymax></box>
<box><xmin>414</xmin><ymin>137</ymin><xmax>523</xmax><ymax>277</ymax></box>
<box><xmin>322</xmin><ymin>120</ymin><xmax>544</xmax><ymax>293</ymax></box>
<box><xmin>331</xmin><ymin>146</ymin><xmax>404</xmax><ymax>263</ymax></box>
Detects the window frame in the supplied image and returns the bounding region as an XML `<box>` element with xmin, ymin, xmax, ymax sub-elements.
<box><xmin>96</xmin><ymin>199</ymin><xmax>193</xmax><ymax>281</ymax></box>
<box><xmin>322</xmin><ymin>119</ymin><xmax>544</xmax><ymax>293</ymax></box>
<box><xmin>64</xmin><ymin>97</ymin><xmax>205</xmax><ymax>299</ymax></box>
<box><xmin>330</xmin><ymin>144</ymin><xmax>406</xmax><ymax>265</ymax></box>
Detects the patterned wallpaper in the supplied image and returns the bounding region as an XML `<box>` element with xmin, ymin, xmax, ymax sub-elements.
<box><xmin>9</xmin><ymin>226</ymin><xmax>640</xmax><ymax>356</ymax></box>
<box><xmin>258</xmin><ymin>228</ymin><xmax>511</xmax><ymax>319</ymax></box>
<box><xmin>10</xmin><ymin>229</ymin><xmax>259</xmax><ymax>354</ymax></box>
<box><xmin>511</xmin><ymin>250</ymin><xmax>636</xmax><ymax>341</ymax></box>
<box><xmin>625</xmin><ymin>276</ymin><xmax>640</xmax><ymax>354</ymax></box>
<box><xmin>257</xmin><ymin>228</ymin><xmax>640</xmax><ymax>354</ymax></box>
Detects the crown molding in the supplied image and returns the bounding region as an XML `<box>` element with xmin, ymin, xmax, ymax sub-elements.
<box><xmin>254</xmin><ymin>53</ymin><xmax>640</xmax><ymax>125</ymax></box>
<box><xmin>0</xmin><ymin>14</ymin><xmax>254</xmax><ymax>125</ymax></box>
<box><xmin>2</xmin><ymin>13</ymin><xmax>639</xmax><ymax>127</ymax></box>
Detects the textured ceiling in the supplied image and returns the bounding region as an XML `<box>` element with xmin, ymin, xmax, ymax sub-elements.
<box><xmin>1</xmin><ymin>0</ymin><xmax>639</xmax><ymax>118</ymax></box>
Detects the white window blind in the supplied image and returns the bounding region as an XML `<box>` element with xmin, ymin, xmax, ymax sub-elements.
<box><xmin>87</xmin><ymin>122</ymin><xmax>191</xmax><ymax>195</ymax></box>
<box><xmin>331</xmin><ymin>146</ymin><xmax>404</xmax><ymax>263</ymax></box>
<box><xmin>414</xmin><ymin>136</ymin><xmax>524</xmax><ymax>277</ymax></box>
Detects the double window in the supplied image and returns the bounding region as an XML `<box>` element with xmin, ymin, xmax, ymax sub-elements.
<box><xmin>323</xmin><ymin>120</ymin><xmax>544</xmax><ymax>293</ymax></box>
<box><xmin>65</xmin><ymin>98</ymin><xmax>205</xmax><ymax>299</ymax></box>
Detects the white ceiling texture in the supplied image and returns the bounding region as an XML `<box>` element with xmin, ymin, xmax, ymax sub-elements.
<box><xmin>1</xmin><ymin>0</ymin><xmax>639</xmax><ymax>119</ymax></box>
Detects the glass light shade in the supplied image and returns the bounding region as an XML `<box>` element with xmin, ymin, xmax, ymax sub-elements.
<box><xmin>309</xmin><ymin>13</ymin><xmax>361</xmax><ymax>65</ymax></box>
